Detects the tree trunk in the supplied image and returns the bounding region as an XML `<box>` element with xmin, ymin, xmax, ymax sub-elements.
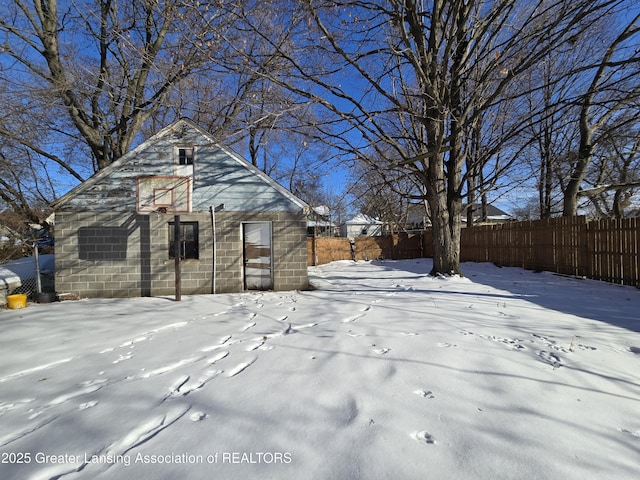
<box><xmin>426</xmin><ymin>154</ymin><xmax>462</xmax><ymax>276</ymax></box>
<box><xmin>428</xmin><ymin>197</ymin><xmax>462</xmax><ymax>276</ymax></box>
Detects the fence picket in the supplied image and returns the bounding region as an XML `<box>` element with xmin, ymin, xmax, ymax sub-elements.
<box><xmin>309</xmin><ymin>216</ymin><xmax>640</xmax><ymax>287</ymax></box>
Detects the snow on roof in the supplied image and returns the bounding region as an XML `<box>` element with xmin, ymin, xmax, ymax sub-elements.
<box><xmin>346</xmin><ymin>213</ymin><xmax>383</xmax><ymax>224</ymax></box>
<box><xmin>312</xmin><ymin>205</ymin><xmax>331</xmax><ymax>216</ymax></box>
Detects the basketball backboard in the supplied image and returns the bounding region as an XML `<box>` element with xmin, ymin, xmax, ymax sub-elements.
<box><xmin>136</xmin><ymin>176</ymin><xmax>191</xmax><ymax>213</ymax></box>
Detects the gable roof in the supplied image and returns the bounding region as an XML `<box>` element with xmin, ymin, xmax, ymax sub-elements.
<box><xmin>345</xmin><ymin>213</ymin><xmax>383</xmax><ymax>225</ymax></box>
<box><xmin>462</xmin><ymin>203</ymin><xmax>511</xmax><ymax>221</ymax></box>
<box><xmin>52</xmin><ymin>118</ymin><xmax>308</xmax><ymax>212</ymax></box>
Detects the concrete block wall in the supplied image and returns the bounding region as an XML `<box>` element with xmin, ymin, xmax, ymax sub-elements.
<box><xmin>214</xmin><ymin>211</ymin><xmax>309</xmax><ymax>293</ymax></box>
<box><xmin>55</xmin><ymin>210</ymin><xmax>308</xmax><ymax>298</ymax></box>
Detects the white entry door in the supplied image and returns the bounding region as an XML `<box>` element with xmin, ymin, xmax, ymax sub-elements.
<box><xmin>242</xmin><ymin>222</ymin><xmax>273</xmax><ymax>290</ymax></box>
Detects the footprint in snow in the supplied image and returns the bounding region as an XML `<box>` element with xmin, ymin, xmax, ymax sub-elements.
<box><xmin>162</xmin><ymin>371</ymin><xmax>222</xmax><ymax>401</ymax></box>
<box><xmin>113</xmin><ymin>353</ymin><xmax>133</xmax><ymax>364</ymax></box>
<box><xmin>165</xmin><ymin>375</ymin><xmax>190</xmax><ymax>397</ymax></box>
<box><xmin>200</xmin><ymin>344</ymin><xmax>227</xmax><ymax>352</ymax></box>
<box><xmin>49</xmin><ymin>384</ymin><xmax>104</xmax><ymax>406</ymax></box>
<box><xmin>343</xmin><ymin>313</ymin><xmax>365</xmax><ymax>323</ymax></box>
<box><xmin>437</xmin><ymin>342</ymin><xmax>457</xmax><ymax>348</ymax></box>
<box><xmin>141</xmin><ymin>356</ymin><xmax>202</xmax><ymax>378</ymax></box>
<box><xmin>227</xmin><ymin>358</ymin><xmax>257</xmax><ymax>378</ymax></box>
<box><xmin>79</xmin><ymin>400</ymin><xmax>99</xmax><ymax>410</ymax></box>
<box><xmin>619</xmin><ymin>428</ymin><xmax>640</xmax><ymax>439</ymax></box>
<box><xmin>414</xmin><ymin>389</ymin><xmax>435</xmax><ymax>399</ymax></box>
<box><xmin>278</xmin><ymin>315</ymin><xmax>289</xmax><ymax>322</ymax></box>
<box><xmin>105</xmin><ymin>406</ymin><xmax>190</xmax><ymax>457</ymax></box>
<box><xmin>346</xmin><ymin>331</ymin><xmax>366</xmax><ymax>338</ymax></box>
<box><xmin>27</xmin><ymin>410</ymin><xmax>43</xmax><ymax>420</ymax></box>
<box><xmin>201</xmin><ymin>336</ymin><xmax>232</xmax><ymax>352</ymax></box>
<box><xmin>79</xmin><ymin>378</ymin><xmax>108</xmax><ymax>388</ymax></box>
<box><xmin>538</xmin><ymin>350</ymin><xmax>562</xmax><ymax>369</ymax></box>
<box><xmin>207</xmin><ymin>351</ymin><xmax>229</xmax><ymax>364</ymax></box>
<box><xmin>246</xmin><ymin>340</ymin><xmax>264</xmax><ymax>351</ymax></box>
<box><xmin>401</xmin><ymin>332</ymin><xmax>418</xmax><ymax>336</ymax></box>
<box><xmin>0</xmin><ymin>399</ymin><xmax>35</xmax><ymax>415</ymax></box>
<box><xmin>374</xmin><ymin>347</ymin><xmax>390</xmax><ymax>355</ymax></box>
<box><xmin>119</xmin><ymin>336</ymin><xmax>149</xmax><ymax>348</ymax></box>
<box><xmin>191</xmin><ymin>412</ymin><xmax>207</xmax><ymax>422</ymax></box>
<box><xmin>296</xmin><ymin>322</ymin><xmax>318</xmax><ymax>330</ymax></box>
<box><xmin>413</xmin><ymin>430</ymin><xmax>436</xmax><ymax>444</ymax></box>
<box><xmin>242</xmin><ymin>322</ymin><xmax>256</xmax><ymax>332</ymax></box>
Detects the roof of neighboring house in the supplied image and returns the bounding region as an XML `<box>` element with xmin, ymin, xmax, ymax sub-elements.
<box><xmin>345</xmin><ymin>213</ymin><xmax>383</xmax><ymax>225</ymax></box>
<box><xmin>52</xmin><ymin>118</ymin><xmax>308</xmax><ymax>213</ymax></box>
<box><xmin>462</xmin><ymin>204</ymin><xmax>512</xmax><ymax>221</ymax></box>
<box><xmin>312</xmin><ymin>205</ymin><xmax>331</xmax><ymax>217</ymax></box>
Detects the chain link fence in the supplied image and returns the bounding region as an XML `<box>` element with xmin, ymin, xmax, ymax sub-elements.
<box><xmin>1</xmin><ymin>238</ymin><xmax>55</xmax><ymax>306</ymax></box>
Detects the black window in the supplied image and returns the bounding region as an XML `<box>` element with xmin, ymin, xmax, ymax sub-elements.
<box><xmin>169</xmin><ymin>222</ymin><xmax>199</xmax><ymax>259</ymax></box>
<box><xmin>178</xmin><ymin>147</ymin><xmax>194</xmax><ymax>165</ymax></box>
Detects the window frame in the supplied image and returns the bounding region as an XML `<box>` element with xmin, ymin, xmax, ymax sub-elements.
<box><xmin>177</xmin><ymin>147</ymin><xmax>194</xmax><ymax>166</ymax></box>
<box><xmin>168</xmin><ymin>221</ymin><xmax>199</xmax><ymax>259</ymax></box>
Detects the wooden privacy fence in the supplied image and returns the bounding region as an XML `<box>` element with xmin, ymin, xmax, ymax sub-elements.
<box><xmin>461</xmin><ymin>216</ymin><xmax>640</xmax><ymax>287</ymax></box>
<box><xmin>308</xmin><ymin>234</ymin><xmax>425</xmax><ymax>266</ymax></box>
<box><xmin>309</xmin><ymin>216</ymin><xmax>640</xmax><ymax>287</ymax></box>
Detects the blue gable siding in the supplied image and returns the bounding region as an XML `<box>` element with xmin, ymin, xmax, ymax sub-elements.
<box><xmin>53</xmin><ymin>119</ymin><xmax>307</xmax><ymax>213</ymax></box>
<box><xmin>193</xmin><ymin>146</ymin><xmax>301</xmax><ymax>212</ymax></box>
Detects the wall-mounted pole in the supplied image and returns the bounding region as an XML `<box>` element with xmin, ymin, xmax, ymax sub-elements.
<box><xmin>209</xmin><ymin>204</ymin><xmax>225</xmax><ymax>295</ymax></box>
<box><xmin>209</xmin><ymin>206</ymin><xmax>216</xmax><ymax>295</ymax></box>
<box><xmin>174</xmin><ymin>215</ymin><xmax>181</xmax><ymax>301</ymax></box>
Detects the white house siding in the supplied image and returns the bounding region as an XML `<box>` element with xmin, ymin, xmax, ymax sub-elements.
<box><xmin>341</xmin><ymin>214</ymin><xmax>384</xmax><ymax>240</ymax></box>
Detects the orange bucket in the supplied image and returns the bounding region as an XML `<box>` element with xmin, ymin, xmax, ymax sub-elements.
<box><xmin>7</xmin><ymin>294</ymin><xmax>27</xmax><ymax>309</ymax></box>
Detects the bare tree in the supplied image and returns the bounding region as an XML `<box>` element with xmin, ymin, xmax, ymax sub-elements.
<box><xmin>521</xmin><ymin>46</ymin><xmax>583</xmax><ymax>219</ymax></box>
<box><xmin>347</xmin><ymin>151</ymin><xmax>428</xmax><ymax>233</ymax></box>
<box><xmin>0</xmin><ymin>0</ymin><xmax>230</xmax><ymax>172</ymax></box>
<box><xmin>562</xmin><ymin>9</ymin><xmax>640</xmax><ymax>215</ymax></box>
<box><xmin>579</xmin><ymin>126</ymin><xmax>640</xmax><ymax>217</ymax></box>
<box><xmin>229</xmin><ymin>0</ymin><xmax>619</xmax><ymax>275</ymax></box>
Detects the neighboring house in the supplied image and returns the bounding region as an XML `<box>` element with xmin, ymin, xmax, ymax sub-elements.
<box><xmin>462</xmin><ymin>204</ymin><xmax>512</xmax><ymax>224</ymax></box>
<box><xmin>341</xmin><ymin>213</ymin><xmax>384</xmax><ymax>240</ymax></box>
<box><xmin>307</xmin><ymin>205</ymin><xmax>338</xmax><ymax>237</ymax></box>
<box><xmin>52</xmin><ymin>118</ymin><xmax>309</xmax><ymax>298</ymax></box>
<box><xmin>403</xmin><ymin>203</ymin><xmax>431</xmax><ymax>232</ymax></box>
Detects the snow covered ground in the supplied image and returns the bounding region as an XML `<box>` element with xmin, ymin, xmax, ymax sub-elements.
<box><xmin>1</xmin><ymin>259</ymin><xmax>639</xmax><ymax>480</ymax></box>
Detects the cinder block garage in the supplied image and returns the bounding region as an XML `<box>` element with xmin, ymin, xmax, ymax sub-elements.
<box><xmin>52</xmin><ymin>119</ymin><xmax>309</xmax><ymax>298</ymax></box>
